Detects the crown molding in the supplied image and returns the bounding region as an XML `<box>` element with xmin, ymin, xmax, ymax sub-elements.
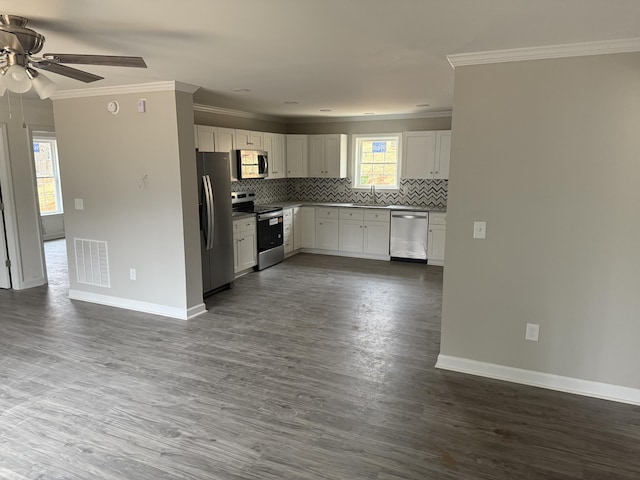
<box><xmin>447</xmin><ymin>37</ymin><xmax>640</xmax><ymax>68</ymax></box>
<box><xmin>287</xmin><ymin>110</ymin><xmax>453</xmax><ymax>124</ymax></box>
<box><xmin>51</xmin><ymin>81</ymin><xmax>199</xmax><ymax>100</ymax></box>
<box><xmin>193</xmin><ymin>104</ymin><xmax>286</xmax><ymax>123</ymax></box>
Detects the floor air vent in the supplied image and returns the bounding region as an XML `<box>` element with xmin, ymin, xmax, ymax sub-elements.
<box><xmin>74</xmin><ymin>238</ymin><xmax>111</xmax><ymax>287</ymax></box>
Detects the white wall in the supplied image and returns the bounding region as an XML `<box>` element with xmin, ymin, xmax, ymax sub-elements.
<box><xmin>440</xmin><ymin>52</ymin><xmax>640</xmax><ymax>395</ymax></box>
<box><xmin>0</xmin><ymin>96</ymin><xmax>54</xmax><ymax>289</ymax></box>
<box><xmin>41</xmin><ymin>214</ymin><xmax>65</xmax><ymax>240</ymax></box>
<box><xmin>52</xmin><ymin>84</ymin><xmax>204</xmax><ymax>319</ymax></box>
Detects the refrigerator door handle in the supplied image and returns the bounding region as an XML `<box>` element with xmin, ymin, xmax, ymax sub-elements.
<box><xmin>203</xmin><ymin>175</ymin><xmax>214</xmax><ymax>250</ymax></box>
<box><xmin>208</xmin><ymin>176</ymin><xmax>215</xmax><ymax>250</ymax></box>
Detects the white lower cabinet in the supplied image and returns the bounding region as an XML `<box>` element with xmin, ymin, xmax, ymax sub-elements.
<box><xmin>283</xmin><ymin>208</ymin><xmax>294</xmax><ymax>255</ymax></box>
<box><xmin>300</xmin><ymin>207</ymin><xmax>316</xmax><ymax>248</ymax></box>
<box><xmin>316</xmin><ymin>207</ymin><xmax>339</xmax><ymax>250</ymax></box>
<box><xmin>338</xmin><ymin>208</ymin><xmax>390</xmax><ymax>257</ymax></box>
<box><xmin>293</xmin><ymin>207</ymin><xmax>303</xmax><ymax>250</ymax></box>
<box><xmin>233</xmin><ymin>217</ymin><xmax>257</xmax><ymax>274</ymax></box>
<box><xmin>427</xmin><ymin>212</ymin><xmax>446</xmax><ymax>266</ymax></box>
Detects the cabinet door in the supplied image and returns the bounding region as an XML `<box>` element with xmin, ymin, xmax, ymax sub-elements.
<box><xmin>283</xmin><ymin>222</ymin><xmax>293</xmax><ymax>254</ymax></box>
<box><xmin>286</xmin><ymin>135</ymin><xmax>309</xmax><ymax>177</ymax></box>
<box><xmin>216</xmin><ymin>127</ymin><xmax>237</xmax><ymax>181</ymax></box>
<box><xmin>293</xmin><ymin>207</ymin><xmax>302</xmax><ymax>250</ymax></box>
<box><xmin>427</xmin><ymin>224</ymin><xmax>446</xmax><ymax>264</ymax></box>
<box><xmin>300</xmin><ymin>206</ymin><xmax>315</xmax><ymax>248</ymax></box>
<box><xmin>264</xmin><ymin>133</ymin><xmax>286</xmax><ymax>179</ymax></box>
<box><xmin>324</xmin><ymin>134</ymin><xmax>347</xmax><ymax>178</ymax></box>
<box><xmin>308</xmin><ymin>135</ymin><xmax>326</xmax><ymax>177</ymax></box>
<box><xmin>196</xmin><ymin>125</ymin><xmax>216</xmax><ymax>152</ymax></box>
<box><xmin>316</xmin><ymin>218</ymin><xmax>339</xmax><ymax>250</ymax></box>
<box><xmin>339</xmin><ymin>219</ymin><xmax>364</xmax><ymax>253</ymax></box>
<box><xmin>403</xmin><ymin>131</ymin><xmax>436</xmax><ymax>179</ymax></box>
<box><xmin>238</xmin><ymin>231</ymin><xmax>257</xmax><ymax>271</ymax></box>
<box><xmin>236</xmin><ymin>130</ymin><xmax>263</xmax><ymax>150</ymax></box>
<box><xmin>434</xmin><ymin>131</ymin><xmax>451</xmax><ymax>180</ymax></box>
<box><xmin>233</xmin><ymin>234</ymin><xmax>241</xmax><ymax>273</ymax></box>
<box><xmin>364</xmin><ymin>221</ymin><xmax>390</xmax><ymax>255</ymax></box>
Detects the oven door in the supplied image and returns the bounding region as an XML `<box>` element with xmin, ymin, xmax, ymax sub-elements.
<box><xmin>257</xmin><ymin>210</ymin><xmax>283</xmax><ymax>252</ymax></box>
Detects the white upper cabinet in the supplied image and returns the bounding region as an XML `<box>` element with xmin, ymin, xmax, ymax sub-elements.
<box><xmin>195</xmin><ymin>125</ymin><xmax>216</xmax><ymax>152</ymax></box>
<box><xmin>434</xmin><ymin>131</ymin><xmax>450</xmax><ymax>180</ymax></box>
<box><xmin>264</xmin><ymin>132</ymin><xmax>286</xmax><ymax>179</ymax></box>
<box><xmin>402</xmin><ymin>130</ymin><xmax>450</xmax><ymax>180</ymax></box>
<box><xmin>308</xmin><ymin>134</ymin><xmax>347</xmax><ymax>178</ymax></box>
<box><xmin>286</xmin><ymin>134</ymin><xmax>309</xmax><ymax>178</ymax></box>
<box><xmin>235</xmin><ymin>130</ymin><xmax>263</xmax><ymax>150</ymax></box>
<box><xmin>195</xmin><ymin>125</ymin><xmax>237</xmax><ymax>180</ymax></box>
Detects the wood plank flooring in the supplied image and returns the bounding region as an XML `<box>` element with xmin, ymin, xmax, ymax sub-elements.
<box><xmin>0</xmin><ymin>240</ymin><xmax>639</xmax><ymax>479</ymax></box>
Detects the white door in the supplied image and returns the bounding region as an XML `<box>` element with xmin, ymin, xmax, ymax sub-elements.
<box><xmin>0</xmin><ymin>195</ymin><xmax>11</xmax><ymax>288</ymax></box>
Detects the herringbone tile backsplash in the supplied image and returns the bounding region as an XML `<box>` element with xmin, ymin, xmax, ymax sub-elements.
<box><xmin>231</xmin><ymin>178</ymin><xmax>447</xmax><ymax>209</ymax></box>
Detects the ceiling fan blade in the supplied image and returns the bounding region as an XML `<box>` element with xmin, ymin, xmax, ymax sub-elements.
<box><xmin>34</xmin><ymin>61</ymin><xmax>104</xmax><ymax>83</ymax></box>
<box><xmin>43</xmin><ymin>53</ymin><xmax>147</xmax><ymax>68</ymax></box>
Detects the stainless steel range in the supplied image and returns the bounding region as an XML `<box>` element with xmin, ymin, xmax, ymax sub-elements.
<box><xmin>231</xmin><ymin>191</ymin><xmax>284</xmax><ymax>270</ymax></box>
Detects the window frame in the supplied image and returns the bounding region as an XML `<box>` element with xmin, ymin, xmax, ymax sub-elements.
<box><xmin>351</xmin><ymin>133</ymin><xmax>402</xmax><ymax>191</ymax></box>
<box><xmin>32</xmin><ymin>132</ymin><xmax>64</xmax><ymax>216</ymax></box>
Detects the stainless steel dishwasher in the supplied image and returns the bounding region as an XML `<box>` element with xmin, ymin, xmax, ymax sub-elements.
<box><xmin>390</xmin><ymin>211</ymin><xmax>429</xmax><ymax>261</ymax></box>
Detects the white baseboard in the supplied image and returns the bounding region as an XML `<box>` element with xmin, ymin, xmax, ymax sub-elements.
<box><xmin>436</xmin><ymin>354</ymin><xmax>640</xmax><ymax>406</ymax></box>
<box><xmin>300</xmin><ymin>248</ymin><xmax>390</xmax><ymax>262</ymax></box>
<box><xmin>68</xmin><ymin>289</ymin><xmax>207</xmax><ymax>320</ymax></box>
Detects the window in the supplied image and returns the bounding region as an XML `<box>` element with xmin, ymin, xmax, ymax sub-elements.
<box><xmin>33</xmin><ymin>133</ymin><xmax>63</xmax><ymax>215</ymax></box>
<box><xmin>353</xmin><ymin>133</ymin><xmax>401</xmax><ymax>189</ymax></box>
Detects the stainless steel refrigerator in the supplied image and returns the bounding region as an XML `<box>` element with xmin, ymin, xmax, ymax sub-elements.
<box><xmin>197</xmin><ymin>151</ymin><xmax>234</xmax><ymax>296</ymax></box>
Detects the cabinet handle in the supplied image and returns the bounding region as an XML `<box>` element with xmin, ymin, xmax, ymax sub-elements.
<box><xmin>430</xmin><ymin>171</ymin><xmax>433</xmax><ymax>174</ymax></box>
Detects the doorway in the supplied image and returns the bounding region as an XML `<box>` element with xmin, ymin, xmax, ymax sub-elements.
<box><xmin>0</xmin><ymin>182</ymin><xmax>11</xmax><ymax>289</ymax></box>
<box><xmin>32</xmin><ymin>131</ymin><xmax>67</xmax><ymax>290</ymax></box>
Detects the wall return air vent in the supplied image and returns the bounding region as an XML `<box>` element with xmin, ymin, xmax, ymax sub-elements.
<box><xmin>74</xmin><ymin>238</ymin><xmax>111</xmax><ymax>288</ymax></box>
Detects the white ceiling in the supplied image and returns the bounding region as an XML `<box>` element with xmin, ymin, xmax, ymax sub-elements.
<box><xmin>4</xmin><ymin>0</ymin><xmax>640</xmax><ymax>120</ymax></box>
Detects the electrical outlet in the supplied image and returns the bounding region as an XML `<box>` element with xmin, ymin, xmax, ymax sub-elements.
<box><xmin>137</xmin><ymin>99</ymin><xmax>146</xmax><ymax>113</ymax></box>
<box><xmin>473</xmin><ymin>221</ymin><xmax>486</xmax><ymax>239</ymax></box>
<box><xmin>129</xmin><ymin>268</ymin><xmax>136</xmax><ymax>281</ymax></box>
<box><xmin>525</xmin><ymin>323</ymin><xmax>540</xmax><ymax>342</ymax></box>
<box><xmin>74</xmin><ymin>198</ymin><xmax>84</xmax><ymax>210</ymax></box>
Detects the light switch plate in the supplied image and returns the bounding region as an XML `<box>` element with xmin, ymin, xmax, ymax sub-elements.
<box><xmin>525</xmin><ymin>323</ymin><xmax>540</xmax><ymax>341</ymax></box>
<box><xmin>473</xmin><ymin>221</ymin><xmax>486</xmax><ymax>239</ymax></box>
<box><xmin>74</xmin><ymin>198</ymin><xmax>84</xmax><ymax>210</ymax></box>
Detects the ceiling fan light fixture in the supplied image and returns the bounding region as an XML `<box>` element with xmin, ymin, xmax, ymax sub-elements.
<box><xmin>2</xmin><ymin>64</ymin><xmax>32</xmax><ymax>93</ymax></box>
<box><xmin>27</xmin><ymin>68</ymin><xmax>56</xmax><ymax>99</ymax></box>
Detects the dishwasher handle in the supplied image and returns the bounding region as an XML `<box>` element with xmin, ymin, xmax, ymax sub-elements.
<box><xmin>391</xmin><ymin>213</ymin><xmax>428</xmax><ymax>219</ymax></box>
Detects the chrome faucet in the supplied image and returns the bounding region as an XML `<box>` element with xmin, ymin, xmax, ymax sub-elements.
<box><xmin>371</xmin><ymin>184</ymin><xmax>376</xmax><ymax>204</ymax></box>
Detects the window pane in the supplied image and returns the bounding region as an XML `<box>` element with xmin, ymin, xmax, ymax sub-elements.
<box><xmin>354</xmin><ymin>134</ymin><xmax>400</xmax><ymax>189</ymax></box>
<box><xmin>34</xmin><ymin>142</ymin><xmax>54</xmax><ymax>177</ymax></box>
<box><xmin>33</xmin><ymin>135</ymin><xmax>63</xmax><ymax>215</ymax></box>
<box><xmin>37</xmin><ymin>178</ymin><xmax>59</xmax><ymax>214</ymax></box>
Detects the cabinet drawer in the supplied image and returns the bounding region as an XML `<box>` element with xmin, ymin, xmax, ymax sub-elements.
<box><xmin>363</xmin><ymin>209</ymin><xmax>390</xmax><ymax>223</ymax></box>
<box><xmin>283</xmin><ymin>208</ymin><xmax>293</xmax><ymax>222</ymax></box>
<box><xmin>339</xmin><ymin>208</ymin><xmax>364</xmax><ymax>220</ymax></box>
<box><xmin>236</xmin><ymin>217</ymin><xmax>256</xmax><ymax>233</ymax></box>
<box><xmin>317</xmin><ymin>207</ymin><xmax>338</xmax><ymax>219</ymax></box>
<box><xmin>429</xmin><ymin>213</ymin><xmax>447</xmax><ymax>225</ymax></box>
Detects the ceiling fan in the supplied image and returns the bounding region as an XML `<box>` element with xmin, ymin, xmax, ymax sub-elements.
<box><xmin>0</xmin><ymin>14</ymin><xmax>147</xmax><ymax>99</ymax></box>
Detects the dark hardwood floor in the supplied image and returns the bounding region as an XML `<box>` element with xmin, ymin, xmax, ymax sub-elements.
<box><xmin>0</xmin><ymin>239</ymin><xmax>639</xmax><ymax>479</ymax></box>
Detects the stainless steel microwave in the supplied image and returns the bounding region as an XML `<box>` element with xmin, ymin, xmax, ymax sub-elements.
<box><xmin>237</xmin><ymin>150</ymin><xmax>268</xmax><ymax>179</ymax></box>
